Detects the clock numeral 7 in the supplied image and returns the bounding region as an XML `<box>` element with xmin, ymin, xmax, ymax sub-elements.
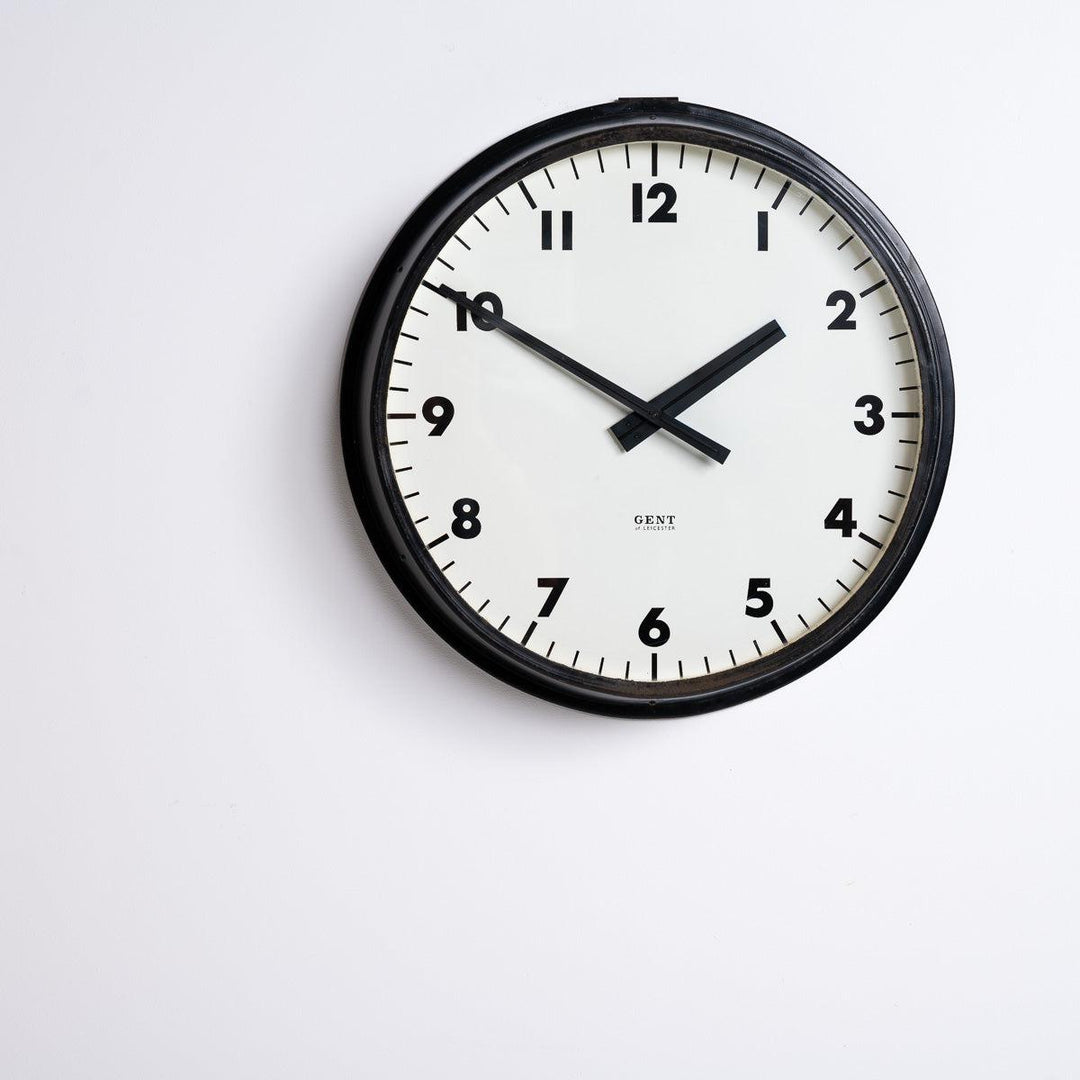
<box><xmin>540</xmin><ymin>210</ymin><xmax>573</xmax><ymax>250</ymax></box>
<box><xmin>536</xmin><ymin>577</ymin><xmax>569</xmax><ymax>617</ymax></box>
<box><xmin>631</xmin><ymin>182</ymin><xmax>678</xmax><ymax>223</ymax></box>
<box><xmin>452</xmin><ymin>290</ymin><xmax>502</xmax><ymax>331</ymax></box>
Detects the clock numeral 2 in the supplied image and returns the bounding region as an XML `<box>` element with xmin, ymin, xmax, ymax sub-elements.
<box><xmin>453</xmin><ymin>290</ymin><xmax>502</xmax><ymax>332</ymax></box>
<box><xmin>541</xmin><ymin>210</ymin><xmax>573</xmax><ymax>250</ymax></box>
<box><xmin>826</xmin><ymin>290</ymin><xmax>857</xmax><ymax>330</ymax></box>
<box><xmin>632</xmin><ymin>182</ymin><xmax>677</xmax><ymax>223</ymax></box>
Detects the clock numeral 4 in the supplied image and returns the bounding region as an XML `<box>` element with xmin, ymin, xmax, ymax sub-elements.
<box><xmin>826</xmin><ymin>290</ymin><xmax>857</xmax><ymax>330</ymax></box>
<box><xmin>450</xmin><ymin>498</ymin><xmax>482</xmax><ymax>539</ymax></box>
<box><xmin>540</xmin><ymin>210</ymin><xmax>573</xmax><ymax>250</ymax></box>
<box><xmin>536</xmin><ymin>577</ymin><xmax>569</xmax><ymax>617</ymax></box>
<box><xmin>854</xmin><ymin>394</ymin><xmax>885</xmax><ymax>435</ymax></box>
<box><xmin>631</xmin><ymin>182</ymin><xmax>677</xmax><ymax>223</ymax></box>
<box><xmin>452</xmin><ymin>290</ymin><xmax>502</xmax><ymax>331</ymax></box>
<box><xmin>824</xmin><ymin>498</ymin><xmax>857</xmax><ymax>537</ymax></box>
<box><xmin>637</xmin><ymin>607</ymin><xmax>671</xmax><ymax>647</ymax></box>
<box><xmin>745</xmin><ymin>578</ymin><xmax>774</xmax><ymax>618</ymax></box>
<box><xmin>422</xmin><ymin>396</ymin><xmax>454</xmax><ymax>436</ymax></box>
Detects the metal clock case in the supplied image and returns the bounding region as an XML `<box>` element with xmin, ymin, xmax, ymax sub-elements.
<box><xmin>340</xmin><ymin>98</ymin><xmax>953</xmax><ymax>717</ymax></box>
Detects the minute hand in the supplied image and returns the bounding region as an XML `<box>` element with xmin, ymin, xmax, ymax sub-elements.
<box><xmin>610</xmin><ymin>320</ymin><xmax>786</xmax><ymax>452</ymax></box>
<box><xmin>430</xmin><ymin>284</ymin><xmax>731</xmax><ymax>464</ymax></box>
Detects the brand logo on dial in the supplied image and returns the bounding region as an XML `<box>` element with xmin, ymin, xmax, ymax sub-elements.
<box><xmin>634</xmin><ymin>514</ymin><xmax>676</xmax><ymax>532</ymax></box>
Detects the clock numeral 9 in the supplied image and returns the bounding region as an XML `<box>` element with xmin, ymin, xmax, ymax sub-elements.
<box><xmin>422</xmin><ymin>396</ymin><xmax>454</xmax><ymax>436</ymax></box>
<box><xmin>745</xmin><ymin>578</ymin><xmax>774</xmax><ymax>618</ymax></box>
<box><xmin>536</xmin><ymin>577</ymin><xmax>569</xmax><ymax>617</ymax></box>
<box><xmin>824</xmin><ymin>498</ymin><xmax>857</xmax><ymax>537</ymax></box>
<box><xmin>452</xmin><ymin>290</ymin><xmax>503</xmax><ymax>331</ymax></box>
<box><xmin>637</xmin><ymin>607</ymin><xmax>671</xmax><ymax>647</ymax></box>
<box><xmin>631</xmin><ymin>182</ymin><xmax>678</xmax><ymax>223</ymax></box>
<box><xmin>826</xmin><ymin>290</ymin><xmax>857</xmax><ymax>330</ymax></box>
<box><xmin>450</xmin><ymin>498</ymin><xmax>481</xmax><ymax>539</ymax></box>
<box><xmin>854</xmin><ymin>394</ymin><xmax>885</xmax><ymax>435</ymax></box>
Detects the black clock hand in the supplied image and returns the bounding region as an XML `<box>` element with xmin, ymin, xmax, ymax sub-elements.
<box><xmin>610</xmin><ymin>320</ymin><xmax>786</xmax><ymax>452</ymax></box>
<box><xmin>428</xmin><ymin>282</ymin><xmax>731</xmax><ymax>464</ymax></box>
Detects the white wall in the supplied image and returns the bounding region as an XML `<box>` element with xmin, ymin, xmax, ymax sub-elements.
<box><xmin>2</xmin><ymin>2</ymin><xmax>1077</xmax><ymax>1076</ymax></box>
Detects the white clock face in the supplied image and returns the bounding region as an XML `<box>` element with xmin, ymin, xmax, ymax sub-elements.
<box><xmin>379</xmin><ymin>139</ymin><xmax>922</xmax><ymax>684</ymax></box>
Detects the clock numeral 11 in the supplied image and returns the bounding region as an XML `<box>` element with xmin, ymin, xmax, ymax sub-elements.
<box><xmin>540</xmin><ymin>210</ymin><xmax>573</xmax><ymax>250</ymax></box>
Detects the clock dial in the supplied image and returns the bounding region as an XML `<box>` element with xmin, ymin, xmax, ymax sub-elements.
<box><xmin>342</xmin><ymin>102</ymin><xmax>952</xmax><ymax>715</ymax></box>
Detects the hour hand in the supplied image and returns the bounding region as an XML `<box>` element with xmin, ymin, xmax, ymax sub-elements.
<box><xmin>611</xmin><ymin>320</ymin><xmax>786</xmax><ymax>452</ymax></box>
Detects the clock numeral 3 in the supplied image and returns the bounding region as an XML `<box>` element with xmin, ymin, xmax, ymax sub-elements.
<box><xmin>637</xmin><ymin>607</ymin><xmax>671</xmax><ymax>647</ymax></box>
<box><xmin>824</xmin><ymin>498</ymin><xmax>857</xmax><ymax>537</ymax></box>
<box><xmin>631</xmin><ymin>182</ymin><xmax>678</xmax><ymax>223</ymax></box>
<box><xmin>854</xmin><ymin>394</ymin><xmax>885</xmax><ymax>435</ymax></box>
<box><xmin>452</xmin><ymin>290</ymin><xmax>503</xmax><ymax>331</ymax></box>
<box><xmin>450</xmin><ymin>498</ymin><xmax>482</xmax><ymax>539</ymax></box>
<box><xmin>540</xmin><ymin>210</ymin><xmax>573</xmax><ymax>250</ymax></box>
<box><xmin>826</xmin><ymin>290</ymin><xmax>857</xmax><ymax>330</ymax></box>
<box><xmin>422</xmin><ymin>396</ymin><xmax>454</xmax><ymax>436</ymax></box>
<box><xmin>745</xmin><ymin>578</ymin><xmax>774</xmax><ymax>618</ymax></box>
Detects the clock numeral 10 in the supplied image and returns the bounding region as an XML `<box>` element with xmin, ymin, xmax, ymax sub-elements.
<box><xmin>631</xmin><ymin>182</ymin><xmax>678</xmax><ymax>223</ymax></box>
<box><xmin>540</xmin><ymin>210</ymin><xmax>573</xmax><ymax>250</ymax></box>
<box><xmin>453</xmin><ymin>290</ymin><xmax>503</xmax><ymax>331</ymax></box>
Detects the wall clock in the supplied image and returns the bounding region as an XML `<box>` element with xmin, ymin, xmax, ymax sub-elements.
<box><xmin>340</xmin><ymin>98</ymin><xmax>953</xmax><ymax>717</ymax></box>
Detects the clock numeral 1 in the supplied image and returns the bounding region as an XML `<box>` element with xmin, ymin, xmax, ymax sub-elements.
<box><xmin>631</xmin><ymin>182</ymin><xmax>678</xmax><ymax>223</ymax></box>
<box><xmin>540</xmin><ymin>210</ymin><xmax>573</xmax><ymax>250</ymax></box>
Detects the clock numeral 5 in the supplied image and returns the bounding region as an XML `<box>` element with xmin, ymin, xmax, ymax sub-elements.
<box><xmin>450</xmin><ymin>498</ymin><xmax>482</xmax><ymax>539</ymax></box>
<box><xmin>637</xmin><ymin>607</ymin><xmax>671</xmax><ymax>647</ymax></box>
<box><xmin>745</xmin><ymin>579</ymin><xmax>774</xmax><ymax>618</ymax></box>
<box><xmin>540</xmin><ymin>210</ymin><xmax>573</xmax><ymax>250</ymax></box>
<box><xmin>452</xmin><ymin>290</ymin><xmax>502</xmax><ymax>331</ymax></box>
<box><xmin>631</xmin><ymin>182</ymin><xmax>678</xmax><ymax>223</ymax></box>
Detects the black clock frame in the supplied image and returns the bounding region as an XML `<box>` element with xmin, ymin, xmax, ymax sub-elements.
<box><xmin>340</xmin><ymin>98</ymin><xmax>954</xmax><ymax>718</ymax></box>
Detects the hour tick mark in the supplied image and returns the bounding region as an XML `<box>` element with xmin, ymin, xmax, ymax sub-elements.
<box><xmin>651</xmin><ymin>652</ymin><xmax>658</xmax><ymax>680</ymax></box>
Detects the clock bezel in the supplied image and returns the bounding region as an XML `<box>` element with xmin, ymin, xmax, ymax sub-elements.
<box><xmin>340</xmin><ymin>98</ymin><xmax>954</xmax><ymax>718</ymax></box>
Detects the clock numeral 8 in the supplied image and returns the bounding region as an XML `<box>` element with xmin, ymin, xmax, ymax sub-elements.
<box><xmin>637</xmin><ymin>607</ymin><xmax>671</xmax><ymax>647</ymax></box>
<box><xmin>451</xmin><ymin>498</ymin><xmax>482</xmax><ymax>539</ymax></box>
<box><xmin>452</xmin><ymin>290</ymin><xmax>503</xmax><ymax>331</ymax></box>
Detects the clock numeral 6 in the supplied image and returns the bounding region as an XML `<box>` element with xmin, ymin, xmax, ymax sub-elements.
<box><xmin>637</xmin><ymin>607</ymin><xmax>671</xmax><ymax>647</ymax></box>
<box><xmin>536</xmin><ymin>577</ymin><xmax>569</xmax><ymax>617</ymax></box>
<box><xmin>826</xmin><ymin>289</ymin><xmax>857</xmax><ymax>330</ymax></box>
<box><xmin>631</xmin><ymin>182</ymin><xmax>678</xmax><ymax>223</ymax></box>
<box><xmin>452</xmin><ymin>290</ymin><xmax>502</xmax><ymax>331</ymax></box>
<box><xmin>422</xmin><ymin>396</ymin><xmax>454</xmax><ymax>436</ymax></box>
<box><xmin>450</xmin><ymin>498</ymin><xmax>481</xmax><ymax>539</ymax></box>
<box><xmin>745</xmin><ymin>578</ymin><xmax>774</xmax><ymax>618</ymax></box>
<box><xmin>854</xmin><ymin>394</ymin><xmax>885</xmax><ymax>435</ymax></box>
<box><xmin>824</xmin><ymin>498</ymin><xmax>857</xmax><ymax>537</ymax></box>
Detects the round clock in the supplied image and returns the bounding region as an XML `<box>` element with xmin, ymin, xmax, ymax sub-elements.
<box><xmin>340</xmin><ymin>98</ymin><xmax>953</xmax><ymax>717</ymax></box>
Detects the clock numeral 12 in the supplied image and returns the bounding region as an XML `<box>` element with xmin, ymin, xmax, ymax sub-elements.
<box><xmin>540</xmin><ymin>210</ymin><xmax>573</xmax><ymax>250</ymax></box>
<box><xmin>631</xmin><ymin>182</ymin><xmax>678</xmax><ymax>223</ymax></box>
